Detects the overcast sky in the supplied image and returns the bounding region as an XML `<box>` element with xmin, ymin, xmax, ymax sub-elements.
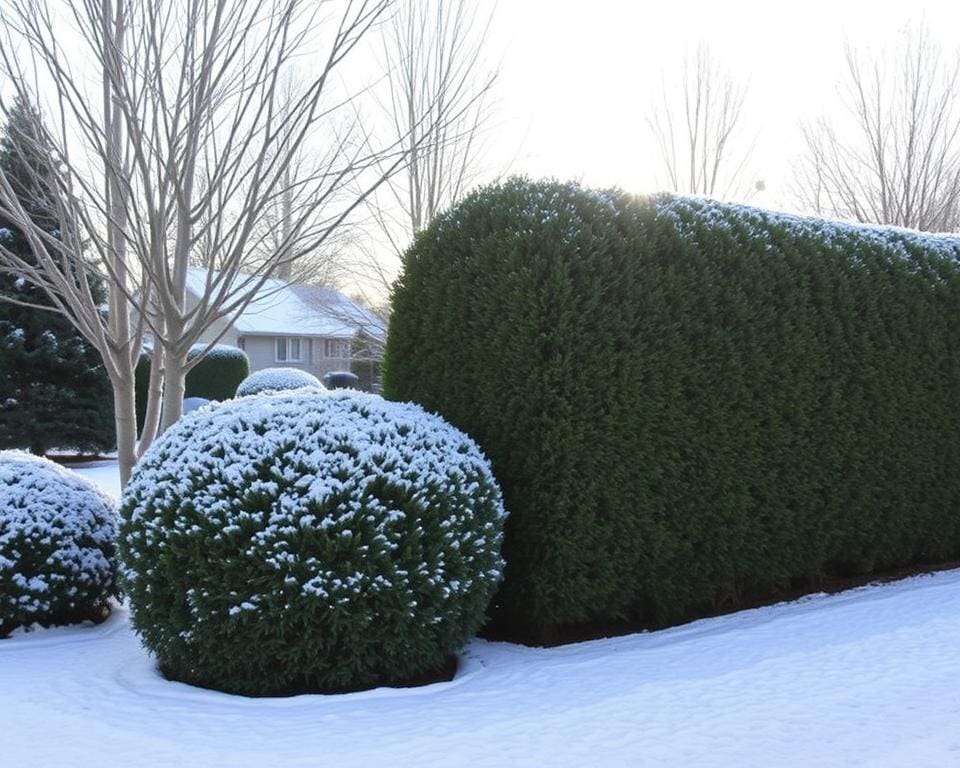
<box><xmin>480</xmin><ymin>0</ymin><xmax>960</xmax><ymax>212</ymax></box>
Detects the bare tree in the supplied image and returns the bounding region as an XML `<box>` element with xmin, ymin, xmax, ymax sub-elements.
<box><xmin>794</xmin><ymin>25</ymin><xmax>960</xmax><ymax>232</ymax></box>
<box><xmin>647</xmin><ymin>43</ymin><xmax>756</xmax><ymax>200</ymax></box>
<box><xmin>380</xmin><ymin>0</ymin><xmax>496</xmax><ymax>235</ymax></box>
<box><xmin>0</xmin><ymin>0</ymin><xmax>408</xmax><ymax>485</ymax></box>
<box><xmin>350</xmin><ymin>0</ymin><xmax>497</xmax><ymax>306</ymax></box>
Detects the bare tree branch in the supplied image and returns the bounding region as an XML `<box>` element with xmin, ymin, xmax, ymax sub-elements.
<box><xmin>647</xmin><ymin>43</ymin><xmax>758</xmax><ymax>200</ymax></box>
<box><xmin>0</xmin><ymin>0</ymin><xmax>411</xmax><ymax>485</ymax></box>
<box><xmin>793</xmin><ymin>24</ymin><xmax>960</xmax><ymax>232</ymax></box>
<box><xmin>353</xmin><ymin>0</ymin><xmax>498</xmax><ymax>311</ymax></box>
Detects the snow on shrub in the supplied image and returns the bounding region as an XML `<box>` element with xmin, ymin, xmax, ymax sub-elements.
<box><xmin>386</xmin><ymin>177</ymin><xmax>960</xmax><ymax>643</ymax></box>
<box><xmin>0</xmin><ymin>451</ymin><xmax>118</xmax><ymax>637</ymax></box>
<box><xmin>119</xmin><ymin>389</ymin><xmax>507</xmax><ymax>696</ymax></box>
<box><xmin>235</xmin><ymin>366</ymin><xmax>323</xmax><ymax>397</ymax></box>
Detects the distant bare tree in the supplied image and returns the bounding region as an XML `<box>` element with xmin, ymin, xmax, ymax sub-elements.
<box><xmin>378</xmin><ymin>0</ymin><xmax>497</xmax><ymax>237</ymax></box>
<box><xmin>794</xmin><ymin>25</ymin><xmax>960</xmax><ymax>232</ymax></box>
<box><xmin>0</xmin><ymin>0</ymin><xmax>406</xmax><ymax>484</ymax></box>
<box><xmin>648</xmin><ymin>44</ymin><xmax>756</xmax><ymax>200</ymax></box>
<box><xmin>326</xmin><ymin>0</ymin><xmax>498</xmax><ymax>355</ymax></box>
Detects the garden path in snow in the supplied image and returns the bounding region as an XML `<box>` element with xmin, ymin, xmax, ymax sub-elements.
<box><xmin>4</xmin><ymin>566</ymin><xmax>960</xmax><ymax>766</ymax></box>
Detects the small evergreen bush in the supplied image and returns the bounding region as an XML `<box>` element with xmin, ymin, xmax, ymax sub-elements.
<box><xmin>0</xmin><ymin>451</ymin><xmax>118</xmax><ymax>637</ymax></box>
<box><xmin>235</xmin><ymin>366</ymin><xmax>322</xmax><ymax>396</ymax></box>
<box><xmin>119</xmin><ymin>389</ymin><xmax>506</xmax><ymax>695</ymax></box>
<box><xmin>384</xmin><ymin>177</ymin><xmax>960</xmax><ymax>642</ymax></box>
<box><xmin>184</xmin><ymin>344</ymin><xmax>250</xmax><ymax>401</ymax></box>
<box><xmin>136</xmin><ymin>344</ymin><xmax>250</xmax><ymax>431</ymax></box>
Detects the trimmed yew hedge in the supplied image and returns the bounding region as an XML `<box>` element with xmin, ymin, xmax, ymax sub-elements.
<box><xmin>384</xmin><ymin>177</ymin><xmax>960</xmax><ymax>642</ymax></box>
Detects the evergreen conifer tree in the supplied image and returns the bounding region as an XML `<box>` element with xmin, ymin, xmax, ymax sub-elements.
<box><xmin>0</xmin><ymin>96</ymin><xmax>114</xmax><ymax>455</ymax></box>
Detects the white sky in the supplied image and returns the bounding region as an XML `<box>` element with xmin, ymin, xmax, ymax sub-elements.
<box><xmin>480</xmin><ymin>0</ymin><xmax>960</xmax><ymax>211</ymax></box>
<box><xmin>5</xmin><ymin>0</ymin><xmax>960</xmax><ymax>299</ymax></box>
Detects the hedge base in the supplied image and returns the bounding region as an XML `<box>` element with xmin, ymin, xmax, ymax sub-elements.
<box><xmin>157</xmin><ymin>654</ymin><xmax>459</xmax><ymax>698</ymax></box>
<box><xmin>481</xmin><ymin>557</ymin><xmax>960</xmax><ymax>648</ymax></box>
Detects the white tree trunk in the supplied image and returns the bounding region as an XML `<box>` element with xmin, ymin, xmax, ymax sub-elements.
<box><xmin>138</xmin><ymin>343</ymin><xmax>164</xmax><ymax>456</ymax></box>
<box><xmin>159</xmin><ymin>352</ymin><xmax>186</xmax><ymax>433</ymax></box>
<box><xmin>111</xmin><ymin>370</ymin><xmax>138</xmax><ymax>487</ymax></box>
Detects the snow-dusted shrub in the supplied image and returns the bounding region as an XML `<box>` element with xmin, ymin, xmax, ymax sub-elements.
<box><xmin>0</xmin><ymin>451</ymin><xmax>118</xmax><ymax>637</ymax></box>
<box><xmin>386</xmin><ymin>177</ymin><xmax>960</xmax><ymax>643</ymax></box>
<box><xmin>119</xmin><ymin>389</ymin><xmax>506</xmax><ymax>695</ymax></box>
<box><xmin>235</xmin><ymin>366</ymin><xmax>322</xmax><ymax>397</ymax></box>
<box><xmin>181</xmin><ymin>397</ymin><xmax>209</xmax><ymax>414</ymax></box>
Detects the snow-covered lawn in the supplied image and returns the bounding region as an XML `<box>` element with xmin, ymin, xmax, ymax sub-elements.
<box><xmin>70</xmin><ymin>457</ymin><xmax>123</xmax><ymax>501</ymax></box>
<box><xmin>3</xmin><ymin>460</ymin><xmax>958</xmax><ymax>766</ymax></box>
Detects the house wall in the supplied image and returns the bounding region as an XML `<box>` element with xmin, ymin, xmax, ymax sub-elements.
<box><xmin>241</xmin><ymin>335</ymin><xmax>352</xmax><ymax>379</ymax></box>
<box><xmin>185</xmin><ymin>290</ymin><xmax>357</xmax><ymax>381</ymax></box>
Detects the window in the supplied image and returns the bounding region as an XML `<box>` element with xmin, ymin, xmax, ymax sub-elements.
<box><xmin>237</xmin><ymin>337</ymin><xmax>245</xmax><ymax>351</ymax></box>
<box><xmin>324</xmin><ymin>338</ymin><xmax>351</xmax><ymax>358</ymax></box>
<box><xmin>275</xmin><ymin>337</ymin><xmax>302</xmax><ymax>362</ymax></box>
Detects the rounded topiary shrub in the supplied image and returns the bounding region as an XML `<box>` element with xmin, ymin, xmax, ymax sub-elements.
<box><xmin>235</xmin><ymin>366</ymin><xmax>322</xmax><ymax>397</ymax></box>
<box><xmin>185</xmin><ymin>344</ymin><xmax>250</xmax><ymax>401</ymax></box>
<box><xmin>119</xmin><ymin>389</ymin><xmax>506</xmax><ymax>696</ymax></box>
<box><xmin>0</xmin><ymin>451</ymin><xmax>118</xmax><ymax>637</ymax></box>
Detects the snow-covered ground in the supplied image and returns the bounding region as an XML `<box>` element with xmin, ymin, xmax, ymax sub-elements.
<box><xmin>3</xmin><ymin>461</ymin><xmax>959</xmax><ymax>766</ymax></box>
<box><xmin>71</xmin><ymin>457</ymin><xmax>122</xmax><ymax>500</ymax></box>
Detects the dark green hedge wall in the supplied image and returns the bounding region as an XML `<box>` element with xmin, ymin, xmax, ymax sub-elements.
<box><xmin>136</xmin><ymin>344</ymin><xmax>249</xmax><ymax>431</ymax></box>
<box><xmin>384</xmin><ymin>177</ymin><xmax>960</xmax><ymax>642</ymax></box>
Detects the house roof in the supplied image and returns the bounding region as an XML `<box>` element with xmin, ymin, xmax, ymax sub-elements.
<box><xmin>185</xmin><ymin>268</ymin><xmax>386</xmax><ymax>342</ymax></box>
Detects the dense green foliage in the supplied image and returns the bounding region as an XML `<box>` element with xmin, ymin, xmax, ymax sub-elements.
<box><xmin>135</xmin><ymin>344</ymin><xmax>249</xmax><ymax>430</ymax></box>
<box><xmin>0</xmin><ymin>97</ymin><xmax>114</xmax><ymax>455</ymax></box>
<box><xmin>184</xmin><ymin>344</ymin><xmax>250</xmax><ymax>400</ymax></box>
<box><xmin>119</xmin><ymin>390</ymin><xmax>506</xmax><ymax>695</ymax></box>
<box><xmin>384</xmin><ymin>177</ymin><xmax>960</xmax><ymax>642</ymax></box>
<box><xmin>0</xmin><ymin>451</ymin><xmax>118</xmax><ymax>637</ymax></box>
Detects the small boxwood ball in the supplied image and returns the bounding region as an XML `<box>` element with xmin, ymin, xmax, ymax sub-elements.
<box><xmin>0</xmin><ymin>451</ymin><xmax>118</xmax><ymax>637</ymax></box>
<box><xmin>119</xmin><ymin>390</ymin><xmax>507</xmax><ymax>696</ymax></box>
<box><xmin>235</xmin><ymin>367</ymin><xmax>323</xmax><ymax>397</ymax></box>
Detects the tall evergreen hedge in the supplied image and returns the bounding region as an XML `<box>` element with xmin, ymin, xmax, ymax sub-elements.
<box><xmin>384</xmin><ymin>177</ymin><xmax>960</xmax><ymax>642</ymax></box>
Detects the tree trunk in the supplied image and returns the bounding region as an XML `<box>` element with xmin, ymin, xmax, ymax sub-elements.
<box><xmin>112</xmin><ymin>372</ymin><xmax>138</xmax><ymax>488</ymax></box>
<box><xmin>159</xmin><ymin>351</ymin><xmax>186</xmax><ymax>433</ymax></box>
<box><xmin>138</xmin><ymin>344</ymin><xmax>165</xmax><ymax>456</ymax></box>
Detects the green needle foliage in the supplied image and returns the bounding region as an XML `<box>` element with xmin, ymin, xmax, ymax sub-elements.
<box><xmin>119</xmin><ymin>390</ymin><xmax>506</xmax><ymax>696</ymax></box>
<box><xmin>384</xmin><ymin>177</ymin><xmax>960</xmax><ymax>643</ymax></box>
<box><xmin>0</xmin><ymin>96</ymin><xmax>114</xmax><ymax>455</ymax></box>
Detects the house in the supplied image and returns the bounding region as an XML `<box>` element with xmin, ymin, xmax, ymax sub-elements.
<box><xmin>186</xmin><ymin>268</ymin><xmax>385</xmax><ymax>386</ymax></box>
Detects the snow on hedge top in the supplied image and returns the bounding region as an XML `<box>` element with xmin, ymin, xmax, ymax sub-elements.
<box><xmin>186</xmin><ymin>343</ymin><xmax>248</xmax><ymax>362</ymax></box>
<box><xmin>656</xmin><ymin>195</ymin><xmax>960</xmax><ymax>262</ymax></box>
<box><xmin>235</xmin><ymin>366</ymin><xmax>323</xmax><ymax>396</ymax></box>
<box><xmin>0</xmin><ymin>451</ymin><xmax>117</xmax><ymax>620</ymax></box>
<box><xmin>434</xmin><ymin>180</ymin><xmax>960</xmax><ymax>266</ymax></box>
<box><xmin>120</xmin><ymin>389</ymin><xmax>507</xmax><ymax>626</ymax></box>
